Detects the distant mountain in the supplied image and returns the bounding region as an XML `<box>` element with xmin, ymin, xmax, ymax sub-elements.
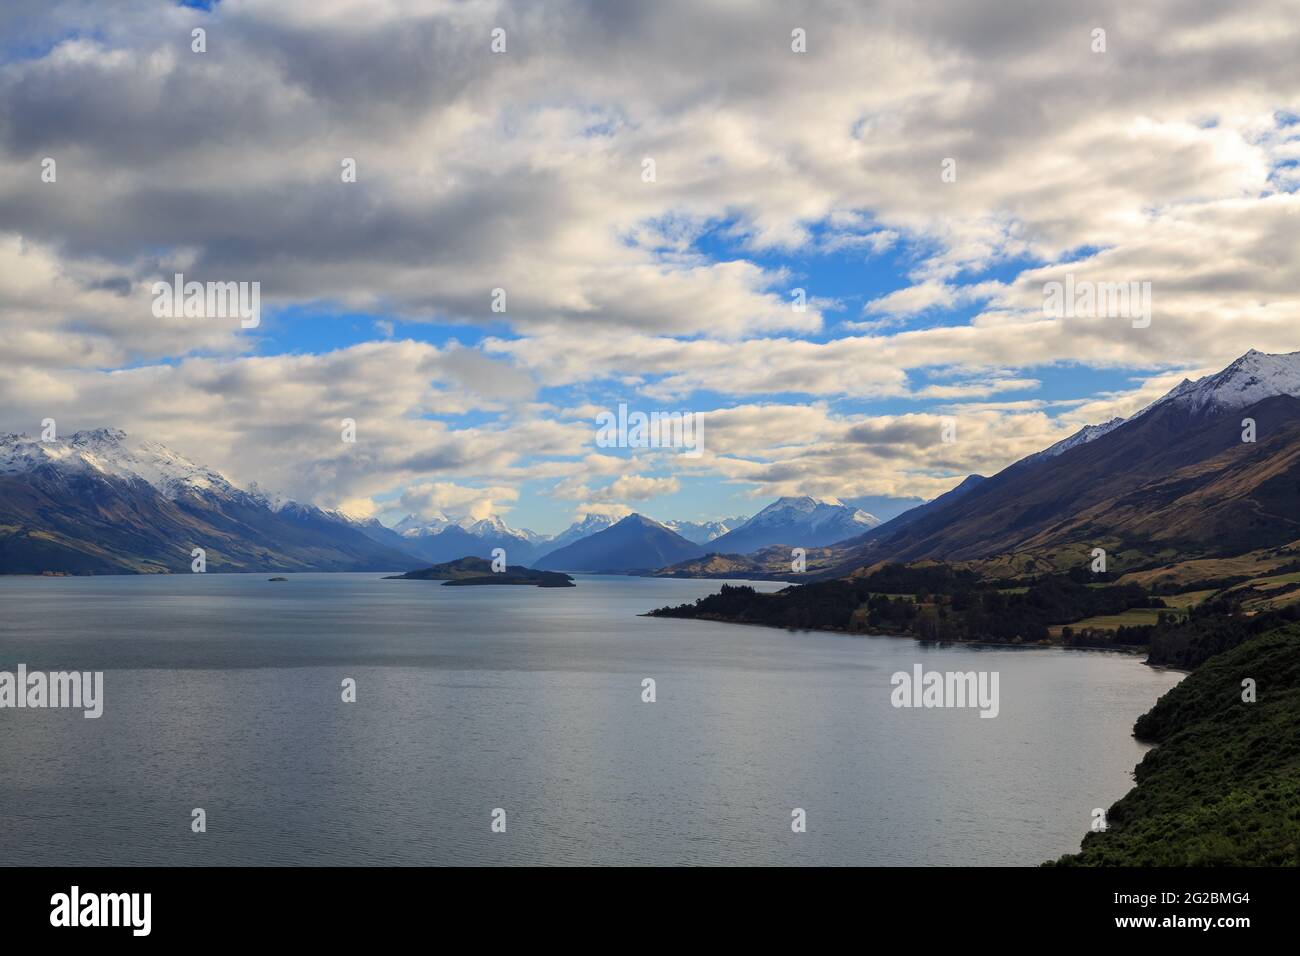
<box><xmin>534</xmin><ymin>513</ymin><xmax>618</xmax><ymax>557</ymax></box>
<box><xmin>662</xmin><ymin>516</ymin><xmax>745</xmax><ymax>544</ymax></box>
<box><xmin>840</xmin><ymin>495</ymin><xmax>925</xmax><ymax>523</ymax></box>
<box><xmin>364</xmin><ymin>510</ymin><xmax>642</xmax><ymax>567</ymax></box>
<box><xmin>707</xmin><ymin>496</ymin><xmax>880</xmax><ymax>554</ymax></box>
<box><xmin>392</xmin><ymin>512</ymin><xmax>544</xmax><ymax>565</ymax></box>
<box><xmin>393</xmin><ymin>511</ymin><xmax>451</xmax><ymax>535</ymax></box>
<box><xmin>0</xmin><ymin>429</ymin><xmax>422</xmax><ymax>574</ymax></box>
<box><xmin>463</xmin><ymin>514</ymin><xmax>546</xmax><ymax>544</ymax></box>
<box><xmin>835</xmin><ymin>350</ymin><xmax>1300</xmax><ymax>570</ymax></box>
<box><xmin>534</xmin><ymin>513</ymin><xmax>705</xmax><ymax>572</ymax></box>
<box><xmin>349</xmin><ymin>515</ymin><xmax>423</xmax><ymax>554</ymax></box>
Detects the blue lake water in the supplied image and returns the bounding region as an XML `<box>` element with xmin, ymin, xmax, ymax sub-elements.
<box><xmin>0</xmin><ymin>572</ymin><xmax>1182</xmax><ymax>865</ymax></box>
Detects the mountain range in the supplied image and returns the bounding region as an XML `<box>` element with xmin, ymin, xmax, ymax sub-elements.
<box><xmin>384</xmin><ymin>512</ymin><xmax>552</xmax><ymax>566</ymax></box>
<box><xmin>528</xmin><ymin>498</ymin><xmax>879</xmax><ymax>574</ymax></box>
<box><xmin>384</xmin><ymin>510</ymin><xmax>749</xmax><ymax>566</ymax></box>
<box><xmin>5</xmin><ymin>350</ymin><xmax>1297</xmax><ymax>577</ymax></box>
<box><xmin>0</xmin><ymin>432</ymin><xmax>872</xmax><ymax>574</ymax></box>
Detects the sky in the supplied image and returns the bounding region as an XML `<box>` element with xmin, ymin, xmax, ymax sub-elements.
<box><xmin>1</xmin><ymin>0</ymin><xmax>1298</xmax><ymax>535</ymax></box>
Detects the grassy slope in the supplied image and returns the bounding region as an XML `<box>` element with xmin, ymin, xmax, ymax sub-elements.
<box><xmin>1050</xmin><ymin>625</ymin><xmax>1300</xmax><ymax>866</ymax></box>
<box><xmin>1047</xmin><ymin>590</ymin><xmax>1217</xmax><ymax>637</ymax></box>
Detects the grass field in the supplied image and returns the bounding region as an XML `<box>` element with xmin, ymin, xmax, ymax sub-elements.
<box><xmin>1049</xmin><ymin>608</ymin><xmax>1168</xmax><ymax>637</ymax></box>
<box><xmin>1240</xmin><ymin>571</ymin><xmax>1300</xmax><ymax>587</ymax></box>
<box><xmin>1048</xmin><ymin>589</ymin><xmax>1217</xmax><ymax>637</ymax></box>
<box><xmin>1161</xmin><ymin>588</ymin><xmax>1218</xmax><ymax>608</ymax></box>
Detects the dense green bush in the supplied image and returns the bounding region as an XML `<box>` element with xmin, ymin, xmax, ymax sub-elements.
<box><xmin>650</xmin><ymin>566</ymin><xmax>1162</xmax><ymax>644</ymax></box>
<box><xmin>1050</xmin><ymin>625</ymin><xmax>1300</xmax><ymax>866</ymax></box>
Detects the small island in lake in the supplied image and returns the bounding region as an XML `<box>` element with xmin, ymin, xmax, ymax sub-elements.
<box><xmin>385</xmin><ymin>556</ymin><xmax>575</xmax><ymax>588</ymax></box>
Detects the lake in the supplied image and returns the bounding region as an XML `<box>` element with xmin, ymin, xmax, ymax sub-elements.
<box><xmin>0</xmin><ymin>572</ymin><xmax>1182</xmax><ymax>866</ymax></box>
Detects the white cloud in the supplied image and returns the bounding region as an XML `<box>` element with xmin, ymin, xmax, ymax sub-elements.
<box><xmin>2</xmin><ymin>0</ymin><xmax>1298</xmax><ymax>518</ymax></box>
<box><xmin>398</xmin><ymin>481</ymin><xmax>519</xmax><ymax>521</ymax></box>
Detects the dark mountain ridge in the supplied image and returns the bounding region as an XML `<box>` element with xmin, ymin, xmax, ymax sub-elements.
<box><xmin>833</xmin><ymin>393</ymin><xmax>1300</xmax><ymax>571</ymax></box>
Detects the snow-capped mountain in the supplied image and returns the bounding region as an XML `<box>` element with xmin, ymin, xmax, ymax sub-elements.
<box><xmin>1022</xmin><ymin>417</ymin><xmax>1126</xmax><ymax>465</ymax></box>
<box><xmin>707</xmin><ymin>496</ymin><xmax>880</xmax><ymax>554</ymax></box>
<box><xmin>246</xmin><ymin>481</ymin><xmax>296</xmax><ymax>512</ymax></box>
<box><xmin>1</xmin><ymin>427</ymin><xmax>239</xmax><ymax>500</ymax></box>
<box><xmin>536</xmin><ymin>513</ymin><xmax>619</xmax><ymax>556</ymax></box>
<box><xmin>393</xmin><ymin>512</ymin><xmax>451</xmax><ymax>536</ymax></box>
<box><xmin>394</xmin><ymin>511</ymin><xmax>540</xmax><ymax>542</ymax></box>
<box><xmin>662</xmin><ymin>517</ymin><xmax>744</xmax><ymax>544</ymax></box>
<box><xmin>1022</xmin><ymin>350</ymin><xmax>1300</xmax><ymax>465</ymax></box>
<box><xmin>461</xmin><ymin>514</ymin><xmax>543</xmax><ymax>544</ymax></box>
<box><xmin>0</xmin><ymin>428</ymin><xmax>423</xmax><ymax>574</ymax></box>
<box><xmin>385</xmin><ymin>511</ymin><xmax>544</xmax><ymax>564</ymax></box>
<box><xmin>840</xmin><ymin>495</ymin><xmax>924</xmax><ymax>523</ymax></box>
<box><xmin>1137</xmin><ymin>349</ymin><xmax>1300</xmax><ymax>420</ymax></box>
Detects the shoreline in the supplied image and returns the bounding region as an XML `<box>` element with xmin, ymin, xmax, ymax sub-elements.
<box><xmin>640</xmin><ymin>609</ymin><xmax>1170</xmax><ymax>659</ymax></box>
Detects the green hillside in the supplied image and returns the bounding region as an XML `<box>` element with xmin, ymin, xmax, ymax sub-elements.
<box><xmin>1050</xmin><ymin>625</ymin><xmax>1300</xmax><ymax>866</ymax></box>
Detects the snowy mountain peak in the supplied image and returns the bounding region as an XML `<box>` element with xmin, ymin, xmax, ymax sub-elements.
<box><xmin>246</xmin><ymin>480</ymin><xmax>295</xmax><ymax>512</ymax></box>
<box><xmin>753</xmin><ymin>496</ymin><xmax>820</xmax><ymax>522</ymax></box>
<box><xmin>535</xmin><ymin>513</ymin><xmax>619</xmax><ymax>554</ymax></box>
<box><xmin>748</xmin><ymin>495</ymin><xmax>875</xmax><ymax>528</ymax></box>
<box><xmin>390</xmin><ymin>511</ymin><xmax>540</xmax><ymax>543</ymax></box>
<box><xmin>1143</xmin><ymin>349</ymin><xmax>1300</xmax><ymax>418</ymax></box>
<box><xmin>571</xmin><ymin>513</ymin><xmax>617</xmax><ymax>532</ymax></box>
<box><xmin>69</xmin><ymin>426</ymin><xmax>128</xmax><ymax>446</ymax></box>
<box><xmin>458</xmin><ymin>514</ymin><xmax>540</xmax><ymax>542</ymax></box>
<box><xmin>0</xmin><ymin>428</ymin><xmax>238</xmax><ymax>500</ymax></box>
<box><xmin>459</xmin><ymin>514</ymin><xmax>505</xmax><ymax>533</ymax></box>
<box><xmin>1024</xmin><ymin>351</ymin><xmax>1300</xmax><ymax>465</ymax></box>
<box><xmin>707</xmin><ymin>494</ymin><xmax>880</xmax><ymax>552</ymax></box>
<box><xmin>394</xmin><ymin>512</ymin><xmax>451</xmax><ymax>536</ymax></box>
<box><xmin>663</xmin><ymin>516</ymin><xmax>738</xmax><ymax>544</ymax></box>
<box><xmin>1025</xmin><ymin>417</ymin><xmax>1127</xmax><ymax>464</ymax></box>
